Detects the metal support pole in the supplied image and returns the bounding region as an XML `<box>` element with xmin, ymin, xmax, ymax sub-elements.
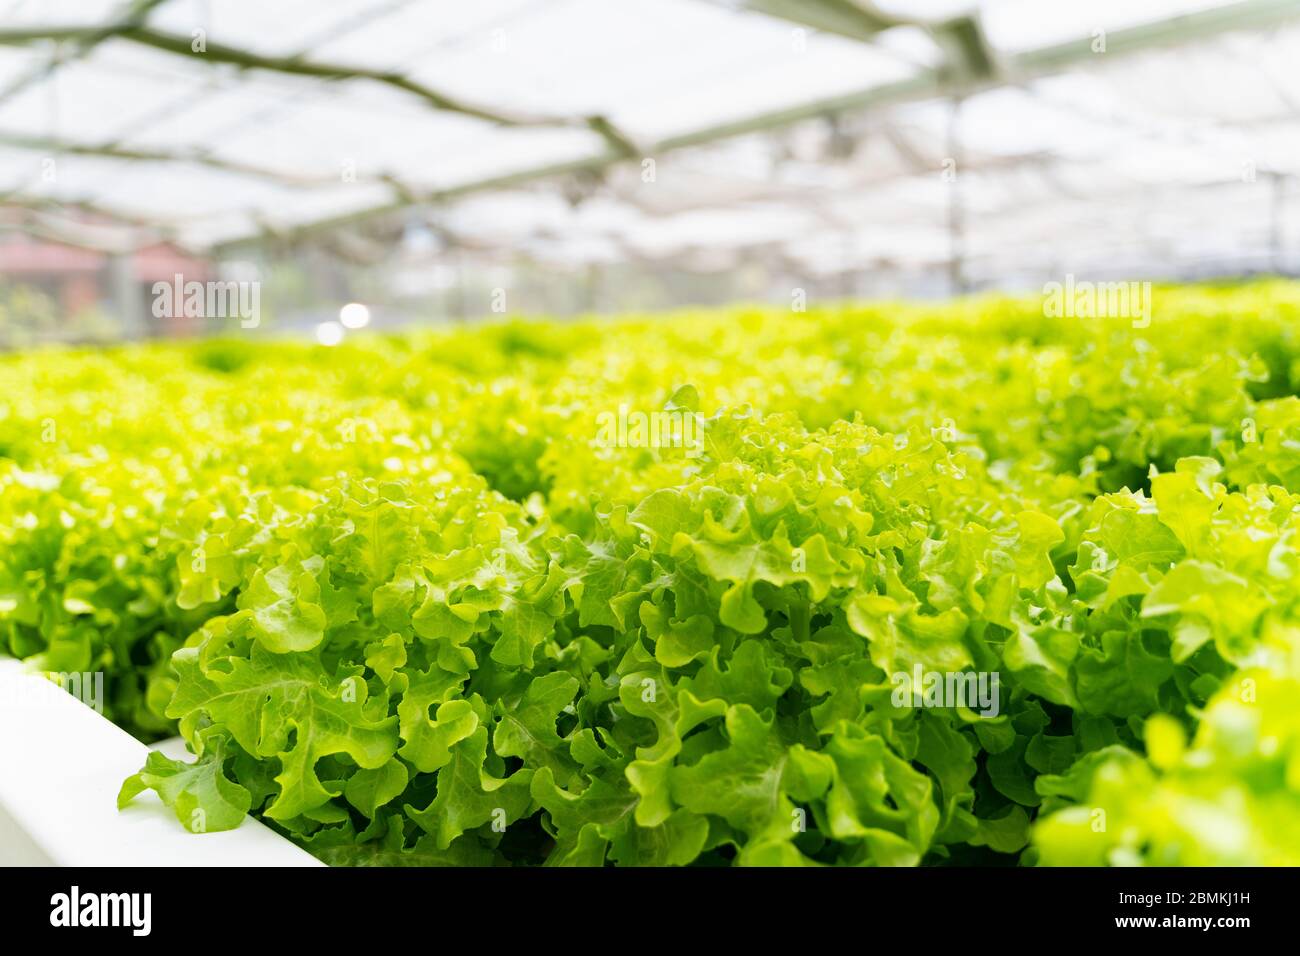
<box><xmin>107</xmin><ymin>252</ymin><xmax>144</xmax><ymax>340</ymax></box>
<box><xmin>946</xmin><ymin>96</ymin><xmax>966</xmax><ymax>296</ymax></box>
<box><xmin>1269</xmin><ymin>171</ymin><xmax>1286</xmax><ymax>275</ymax></box>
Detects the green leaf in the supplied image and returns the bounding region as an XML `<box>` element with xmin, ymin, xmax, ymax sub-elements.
<box><xmin>118</xmin><ymin>728</ymin><xmax>251</xmax><ymax>833</ymax></box>
<box><xmin>406</xmin><ymin>725</ymin><xmax>534</xmax><ymax>849</ymax></box>
<box><xmin>238</xmin><ymin>563</ymin><xmax>328</xmax><ymax>653</ymax></box>
<box><xmin>165</xmin><ymin>644</ymin><xmax>398</xmax><ymax>819</ymax></box>
<box><xmin>344</xmin><ymin>760</ymin><xmax>410</xmax><ymax>818</ymax></box>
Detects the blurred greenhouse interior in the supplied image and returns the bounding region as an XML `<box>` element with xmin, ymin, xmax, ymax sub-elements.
<box><xmin>2</xmin><ymin>0</ymin><xmax>1300</xmax><ymax>345</ymax></box>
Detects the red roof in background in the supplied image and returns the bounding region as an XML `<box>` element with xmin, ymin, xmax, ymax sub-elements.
<box><xmin>0</xmin><ymin>236</ymin><xmax>210</xmax><ymax>279</ymax></box>
<box><xmin>0</xmin><ymin>237</ymin><xmax>105</xmax><ymax>274</ymax></box>
<box><xmin>132</xmin><ymin>243</ymin><xmax>211</xmax><ymax>282</ymax></box>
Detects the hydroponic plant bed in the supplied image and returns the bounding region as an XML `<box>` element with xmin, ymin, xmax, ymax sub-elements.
<box><xmin>3</xmin><ymin>282</ymin><xmax>1300</xmax><ymax>866</ymax></box>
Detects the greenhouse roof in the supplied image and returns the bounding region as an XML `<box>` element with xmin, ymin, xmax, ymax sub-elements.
<box><xmin>2</xmin><ymin>0</ymin><xmax>1299</xmax><ymax>283</ymax></box>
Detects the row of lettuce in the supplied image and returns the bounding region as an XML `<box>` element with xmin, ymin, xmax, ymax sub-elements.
<box><xmin>3</xmin><ymin>282</ymin><xmax>1300</xmax><ymax>864</ymax></box>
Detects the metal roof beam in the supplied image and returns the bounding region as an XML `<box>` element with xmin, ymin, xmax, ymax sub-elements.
<box><xmin>5</xmin><ymin>0</ymin><xmax>1299</xmax><ymax>248</ymax></box>
<box><xmin>0</xmin><ymin>19</ymin><xmax>643</xmax><ymax>154</ymax></box>
<box><xmin>740</xmin><ymin>0</ymin><xmax>907</xmax><ymax>42</ymax></box>
<box><xmin>0</xmin><ymin>0</ymin><xmax>170</xmax><ymax>108</ymax></box>
<box><xmin>0</xmin><ymin>131</ymin><xmax>397</xmax><ymax>188</ymax></box>
<box><xmin>737</xmin><ymin>1</ymin><xmax>996</xmax><ymax>81</ymax></box>
<box><xmin>190</xmin><ymin>0</ymin><xmax>1300</xmax><ymax>248</ymax></box>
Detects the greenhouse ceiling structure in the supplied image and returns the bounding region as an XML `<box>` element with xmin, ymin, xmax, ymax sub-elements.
<box><xmin>2</xmin><ymin>0</ymin><xmax>1300</xmax><ymax>288</ymax></box>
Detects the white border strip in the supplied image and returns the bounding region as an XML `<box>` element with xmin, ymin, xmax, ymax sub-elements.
<box><xmin>0</xmin><ymin>658</ymin><xmax>322</xmax><ymax>866</ymax></box>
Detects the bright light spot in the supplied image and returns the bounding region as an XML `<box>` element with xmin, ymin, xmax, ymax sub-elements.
<box><xmin>315</xmin><ymin>321</ymin><xmax>344</xmax><ymax>346</ymax></box>
<box><xmin>339</xmin><ymin>302</ymin><xmax>371</xmax><ymax>329</ymax></box>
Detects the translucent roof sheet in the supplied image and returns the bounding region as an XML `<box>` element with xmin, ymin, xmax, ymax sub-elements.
<box><xmin>0</xmin><ymin>0</ymin><xmax>1298</xmax><ymax>286</ymax></box>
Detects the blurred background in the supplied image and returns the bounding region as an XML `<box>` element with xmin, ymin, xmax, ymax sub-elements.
<box><xmin>1</xmin><ymin>0</ymin><xmax>1299</xmax><ymax>346</ymax></box>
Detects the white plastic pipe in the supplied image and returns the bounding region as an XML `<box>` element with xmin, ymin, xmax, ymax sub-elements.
<box><xmin>0</xmin><ymin>657</ymin><xmax>322</xmax><ymax>866</ymax></box>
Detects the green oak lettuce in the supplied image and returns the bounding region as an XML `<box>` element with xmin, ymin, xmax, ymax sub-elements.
<box><xmin>3</xmin><ymin>281</ymin><xmax>1300</xmax><ymax>864</ymax></box>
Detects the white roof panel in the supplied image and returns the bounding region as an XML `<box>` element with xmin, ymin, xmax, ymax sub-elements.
<box><xmin>0</xmin><ymin>0</ymin><xmax>1294</xmax><ymax>288</ymax></box>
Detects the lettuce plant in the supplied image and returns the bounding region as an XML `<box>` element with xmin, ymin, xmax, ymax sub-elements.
<box><xmin>2</xmin><ymin>283</ymin><xmax>1299</xmax><ymax>864</ymax></box>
